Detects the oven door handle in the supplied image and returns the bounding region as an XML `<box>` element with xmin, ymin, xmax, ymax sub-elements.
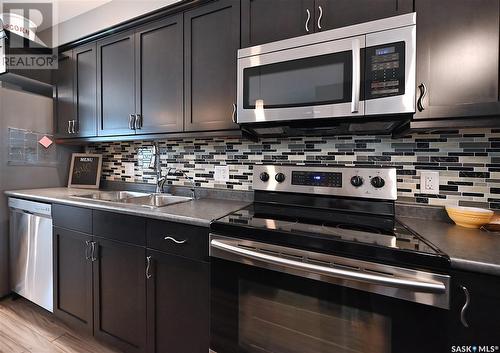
<box><xmin>211</xmin><ymin>239</ymin><xmax>446</xmax><ymax>294</ymax></box>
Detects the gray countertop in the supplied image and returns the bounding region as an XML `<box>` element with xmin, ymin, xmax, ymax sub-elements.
<box><xmin>6</xmin><ymin>187</ymin><xmax>500</xmax><ymax>276</ymax></box>
<box><xmin>399</xmin><ymin>216</ymin><xmax>500</xmax><ymax>276</ymax></box>
<box><xmin>5</xmin><ymin>187</ymin><xmax>250</xmax><ymax>227</ymax></box>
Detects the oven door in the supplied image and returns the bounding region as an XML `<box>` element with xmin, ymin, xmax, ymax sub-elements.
<box><xmin>237</xmin><ymin>35</ymin><xmax>365</xmax><ymax>124</ymax></box>
<box><xmin>210</xmin><ymin>235</ymin><xmax>450</xmax><ymax>353</ymax></box>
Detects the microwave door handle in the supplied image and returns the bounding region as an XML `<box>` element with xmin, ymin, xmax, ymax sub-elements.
<box><xmin>351</xmin><ymin>38</ymin><xmax>361</xmax><ymax>113</ymax></box>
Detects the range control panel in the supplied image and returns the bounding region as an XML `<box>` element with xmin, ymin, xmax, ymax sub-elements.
<box><xmin>253</xmin><ymin>165</ymin><xmax>397</xmax><ymax>200</ymax></box>
<box><xmin>365</xmin><ymin>41</ymin><xmax>405</xmax><ymax>100</ymax></box>
<box><xmin>291</xmin><ymin>171</ymin><xmax>343</xmax><ymax>187</ymax></box>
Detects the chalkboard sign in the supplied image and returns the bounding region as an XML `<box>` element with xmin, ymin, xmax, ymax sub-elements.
<box><xmin>68</xmin><ymin>154</ymin><xmax>103</xmax><ymax>189</ymax></box>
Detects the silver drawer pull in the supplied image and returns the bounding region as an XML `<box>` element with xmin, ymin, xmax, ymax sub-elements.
<box><xmin>146</xmin><ymin>256</ymin><xmax>152</xmax><ymax>279</ymax></box>
<box><xmin>164</xmin><ymin>236</ymin><xmax>187</xmax><ymax>244</ymax></box>
<box><xmin>460</xmin><ymin>285</ymin><xmax>470</xmax><ymax>328</ymax></box>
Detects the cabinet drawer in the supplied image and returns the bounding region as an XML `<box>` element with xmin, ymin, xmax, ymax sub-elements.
<box><xmin>53</xmin><ymin>204</ymin><xmax>92</xmax><ymax>233</ymax></box>
<box><xmin>147</xmin><ymin>220</ymin><xmax>208</xmax><ymax>261</ymax></box>
<box><xmin>93</xmin><ymin>210</ymin><xmax>146</xmax><ymax>246</ymax></box>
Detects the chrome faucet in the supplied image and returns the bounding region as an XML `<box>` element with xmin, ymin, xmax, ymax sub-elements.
<box><xmin>151</xmin><ymin>141</ymin><xmax>166</xmax><ymax>193</ymax></box>
<box><xmin>167</xmin><ymin>168</ymin><xmax>197</xmax><ymax>199</ymax></box>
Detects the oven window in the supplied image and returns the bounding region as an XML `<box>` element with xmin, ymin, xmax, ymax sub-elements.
<box><xmin>238</xmin><ymin>280</ymin><xmax>391</xmax><ymax>353</ymax></box>
<box><xmin>243</xmin><ymin>51</ymin><xmax>352</xmax><ymax>109</ymax></box>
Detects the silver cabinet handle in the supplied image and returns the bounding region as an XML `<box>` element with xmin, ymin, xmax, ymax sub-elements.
<box><xmin>211</xmin><ymin>238</ymin><xmax>447</xmax><ymax>293</ymax></box>
<box><xmin>67</xmin><ymin>121</ymin><xmax>71</xmax><ymax>134</ymax></box>
<box><xmin>146</xmin><ymin>256</ymin><xmax>152</xmax><ymax>279</ymax></box>
<box><xmin>71</xmin><ymin>120</ymin><xmax>77</xmax><ymax>134</ymax></box>
<box><xmin>417</xmin><ymin>83</ymin><xmax>427</xmax><ymax>112</ymax></box>
<box><xmin>90</xmin><ymin>241</ymin><xmax>97</xmax><ymax>262</ymax></box>
<box><xmin>305</xmin><ymin>9</ymin><xmax>311</xmax><ymax>33</ymax></box>
<box><xmin>231</xmin><ymin>103</ymin><xmax>237</xmax><ymax>123</ymax></box>
<box><xmin>317</xmin><ymin>6</ymin><xmax>323</xmax><ymax>30</ymax></box>
<box><xmin>460</xmin><ymin>285</ymin><xmax>470</xmax><ymax>328</ymax></box>
<box><xmin>351</xmin><ymin>38</ymin><xmax>361</xmax><ymax>113</ymax></box>
<box><xmin>85</xmin><ymin>240</ymin><xmax>91</xmax><ymax>260</ymax></box>
<box><xmin>129</xmin><ymin>114</ymin><xmax>136</xmax><ymax>130</ymax></box>
<box><xmin>164</xmin><ymin>236</ymin><xmax>187</xmax><ymax>244</ymax></box>
<box><xmin>134</xmin><ymin>114</ymin><xmax>142</xmax><ymax>129</ymax></box>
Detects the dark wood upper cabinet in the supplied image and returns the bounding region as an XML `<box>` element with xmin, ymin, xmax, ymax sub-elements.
<box><xmin>415</xmin><ymin>0</ymin><xmax>500</xmax><ymax>120</ymax></box>
<box><xmin>54</xmin><ymin>50</ymin><xmax>74</xmax><ymax>138</ymax></box>
<box><xmin>241</xmin><ymin>0</ymin><xmax>413</xmax><ymax>48</ymax></box>
<box><xmin>97</xmin><ymin>31</ymin><xmax>137</xmax><ymax>136</ymax></box>
<box><xmin>184</xmin><ymin>0</ymin><xmax>240</xmax><ymax>132</ymax></box>
<box><xmin>135</xmin><ymin>15</ymin><xmax>184</xmax><ymax>134</ymax></box>
<box><xmin>74</xmin><ymin>43</ymin><xmax>97</xmax><ymax>137</ymax></box>
<box><xmin>315</xmin><ymin>0</ymin><xmax>413</xmax><ymax>32</ymax></box>
<box><xmin>53</xmin><ymin>227</ymin><xmax>93</xmax><ymax>333</ymax></box>
<box><xmin>93</xmin><ymin>237</ymin><xmax>147</xmax><ymax>353</ymax></box>
<box><xmin>146</xmin><ymin>249</ymin><xmax>209</xmax><ymax>353</ymax></box>
<box><xmin>241</xmin><ymin>0</ymin><xmax>315</xmax><ymax>47</ymax></box>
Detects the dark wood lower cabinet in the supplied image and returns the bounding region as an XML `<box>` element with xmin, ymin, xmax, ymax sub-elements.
<box><xmin>53</xmin><ymin>207</ymin><xmax>210</xmax><ymax>353</ymax></box>
<box><xmin>53</xmin><ymin>227</ymin><xmax>93</xmax><ymax>333</ymax></box>
<box><xmin>449</xmin><ymin>270</ymin><xmax>500</xmax><ymax>346</ymax></box>
<box><xmin>93</xmin><ymin>237</ymin><xmax>147</xmax><ymax>353</ymax></box>
<box><xmin>146</xmin><ymin>250</ymin><xmax>209</xmax><ymax>353</ymax></box>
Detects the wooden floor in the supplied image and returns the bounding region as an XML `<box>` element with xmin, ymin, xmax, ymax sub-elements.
<box><xmin>0</xmin><ymin>296</ymin><xmax>122</xmax><ymax>353</ymax></box>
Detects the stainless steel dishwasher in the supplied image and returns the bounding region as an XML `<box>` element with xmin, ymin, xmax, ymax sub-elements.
<box><xmin>8</xmin><ymin>198</ymin><xmax>53</xmax><ymax>312</ymax></box>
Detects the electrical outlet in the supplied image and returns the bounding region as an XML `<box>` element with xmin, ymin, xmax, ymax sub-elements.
<box><xmin>214</xmin><ymin>165</ymin><xmax>230</xmax><ymax>182</ymax></box>
<box><xmin>123</xmin><ymin>162</ymin><xmax>135</xmax><ymax>176</ymax></box>
<box><xmin>420</xmin><ymin>171</ymin><xmax>440</xmax><ymax>194</ymax></box>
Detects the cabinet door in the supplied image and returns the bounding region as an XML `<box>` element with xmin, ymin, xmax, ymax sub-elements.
<box><xmin>74</xmin><ymin>43</ymin><xmax>97</xmax><ymax>137</ymax></box>
<box><xmin>146</xmin><ymin>250</ymin><xmax>209</xmax><ymax>353</ymax></box>
<box><xmin>449</xmin><ymin>270</ymin><xmax>500</xmax><ymax>345</ymax></box>
<box><xmin>241</xmin><ymin>0</ymin><xmax>315</xmax><ymax>47</ymax></box>
<box><xmin>315</xmin><ymin>0</ymin><xmax>413</xmax><ymax>31</ymax></box>
<box><xmin>184</xmin><ymin>0</ymin><xmax>240</xmax><ymax>132</ymax></box>
<box><xmin>53</xmin><ymin>227</ymin><xmax>93</xmax><ymax>333</ymax></box>
<box><xmin>54</xmin><ymin>50</ymin><xmax>74</xmax><ymax>138</ymax></box>
<box><xmin>93</xmin><ymin>237</ymin><xmax>146</xmax><ymax>353</ymax></box>
<box><xmin>415</xmin><ymin>0</ymin><xmax>500</xmax><ymax>119</ymax></box>
<box><xmin>97</xmin><ymin>31</ymin><xmax>137</xmax><ymax>136</ymax></box>
<box><xmin>135</xmin><ymin>15</ymin><xmax>184</xmax><ymax>134</ymax></box>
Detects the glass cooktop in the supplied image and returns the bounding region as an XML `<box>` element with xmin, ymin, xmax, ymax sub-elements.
<box><xmin>211</xmin><ymin>204</ymin><xmax>450</xmax><ymax>270</ymax></box>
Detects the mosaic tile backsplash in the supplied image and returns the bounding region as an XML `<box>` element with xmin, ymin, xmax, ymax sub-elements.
<box><xmin>86</xmin><ymin>128</ymin><xmax>500</xmax><ymax>210</ymax></box>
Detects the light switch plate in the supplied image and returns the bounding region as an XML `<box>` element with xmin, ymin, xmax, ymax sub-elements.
<box><xmin>214</xmin><ymin>165</ymin><xmax>230</xmax><ymax>182</ymax></box>
<box><xmin>123</xmin><ymin>162</ymin><xmax>135</xmax><ymax>176</ymax></box>
<box><xmin>420</xmin><ymin>171</ymin><xmax>440</xmax><ymax>194</ymax></box>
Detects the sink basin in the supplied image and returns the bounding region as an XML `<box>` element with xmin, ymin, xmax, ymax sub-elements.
<box><xmin>122</xmin><ymin>194</ymin><xmax>193</xmax><ymax>208</ymax></box>
<box><xmin>71</xmin><ymin>191</ymin><xmax>192</xmax><ymax>209</ymax></box>
<box><xmin>72</xmin><ymin>191</ymin><xmax>150</xmax><ymax>202</ymax></box>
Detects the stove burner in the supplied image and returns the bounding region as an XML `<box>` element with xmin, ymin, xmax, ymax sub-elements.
<box><xmin>335</xmin><ymin>223</ymin><xmax>383</xmax><ymax>234</ymax></box>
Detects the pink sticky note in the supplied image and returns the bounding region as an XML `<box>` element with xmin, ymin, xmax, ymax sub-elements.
<box><xmin>38</xmin><ymin>136</ymin><xmax>53</xmax><ymax>148</ymax></box>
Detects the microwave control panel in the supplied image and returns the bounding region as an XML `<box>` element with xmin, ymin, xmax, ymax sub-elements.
<box><xmin>365</xmin><ymin>41</ymin><xmax>405</xmax><ymax>100</ymax></box>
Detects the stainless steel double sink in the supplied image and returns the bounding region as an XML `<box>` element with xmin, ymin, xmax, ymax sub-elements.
<box><xmin>71</xmin><ymin>191</ymin><xmax>192</xmax><ymax>209</ymax></box>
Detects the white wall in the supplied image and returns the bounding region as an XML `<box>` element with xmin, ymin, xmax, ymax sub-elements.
<box><xmin>40</xmin><ymin>0</ymin><xmax>182</xmax><ymax>47</ymax></box>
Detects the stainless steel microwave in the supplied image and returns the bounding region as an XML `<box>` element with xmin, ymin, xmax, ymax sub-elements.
<box><xmin>236</xmin><ymin>13</ymin><xmax>416</xmax><ymax>131</ymax></box>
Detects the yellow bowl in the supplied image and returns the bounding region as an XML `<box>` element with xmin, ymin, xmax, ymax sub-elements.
<box><xmin>445</xmin><ymin>206</ymin><xmax>494</xmax><ymax>229</ymax></box>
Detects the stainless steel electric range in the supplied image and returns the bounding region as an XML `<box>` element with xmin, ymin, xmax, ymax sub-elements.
<box><xmin>209</xmin><ymin>165</ymin><xmax>451</xmax><ymax>353</ymax></box>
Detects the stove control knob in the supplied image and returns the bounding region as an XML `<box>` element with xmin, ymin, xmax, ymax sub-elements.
<box><xmin>275</xmin><ymin>173</ymin><xmax>286</xmax><ymax>183</ymax></box>
<box><xmin>371</xmin><ymin>176</ymin><xmax>385</xmax><ymax>188</ymax></box>
<box><xmin>260</xmin><ymin>172</ymin><xmax>270</xmax><ymax>182</ymax></box>
<box><xmin>350</xmin><ymin>175</ymin><xmax>364</xmax><ymax>187</ymax></box>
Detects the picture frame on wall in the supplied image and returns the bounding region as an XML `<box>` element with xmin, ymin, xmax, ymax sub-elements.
<box><xmin>68</xmin><ymin>153</ymin><xmax>103</xmax><ymax>189</ymax></box>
